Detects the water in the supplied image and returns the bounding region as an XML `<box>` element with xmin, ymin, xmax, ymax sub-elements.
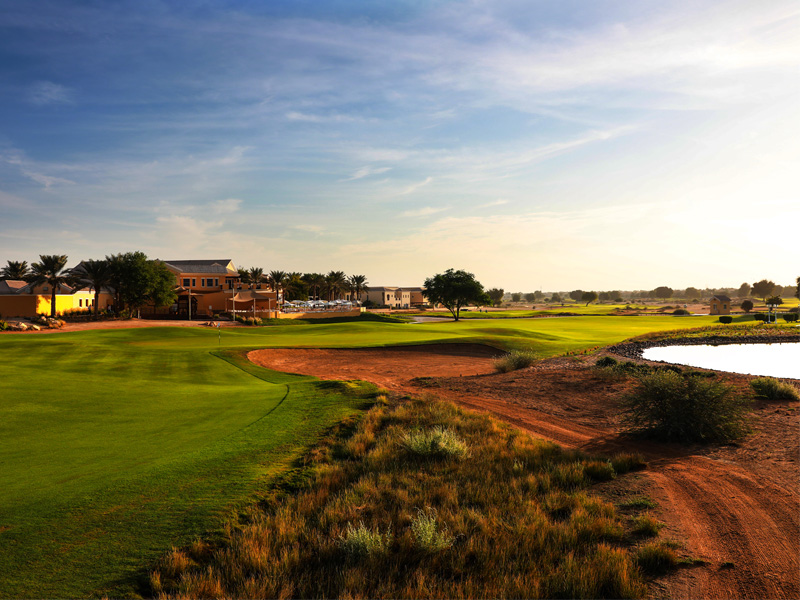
<box><xmin>642</xmin><ymin>342</ymin><xmax>800</xmax><ymax>379</ymax></box>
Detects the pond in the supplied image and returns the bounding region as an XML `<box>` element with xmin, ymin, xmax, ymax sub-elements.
<box><xmin>642</xmin><ymin>342</ymin><xmax>800</xmax><ymax>379</ymax></box>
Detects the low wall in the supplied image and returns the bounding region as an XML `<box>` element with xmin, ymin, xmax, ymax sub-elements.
<box><xmin>277</xmin><ymin>309</ymin><xmax>362</xmax><ymax>320</ymax></box>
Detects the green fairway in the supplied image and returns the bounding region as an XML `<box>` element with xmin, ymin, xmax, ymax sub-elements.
<box><xmin>0</xmin><ymin>314</ymin><xmax>719</xmax><ymax>596</ymax></box>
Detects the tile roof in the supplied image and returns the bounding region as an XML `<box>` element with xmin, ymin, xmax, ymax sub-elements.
<box><xmin>162</xmin><ymin>259</ymin><xmax>236</xmax><ymax>275</ymax></box>
<box><xmin>0</xmin><ymin>279</ymin><xmax>28</xmax><ymax>294</ymax></box>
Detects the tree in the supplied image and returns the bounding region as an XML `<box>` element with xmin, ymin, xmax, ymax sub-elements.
<box><xmin>766</xmin><ymin>295</ymin><xmax>783</xmax><ymax>307</ymax></box>
<box><xmin>283</xmin><ymin>272</ymin><xmax>307</xmax><ymax>302</ymax></box>
<box><xmin>598</xmin><ymin>291</ymin><xmax>610</xmax><ymax>302</ymax></box>
<box><xmin>71</xmin><ymin>259</ymin><xmax>113</xmax><ymax>319</ymax></box>
<box><xmin>423</xmin><ymin>269</ymin><xmax>485</xmax><ymax>321</ymax></box>
<box><xmin>796</xmin><ymin>276</ymin><xmax>799</xmax><ymax>301</ymax></box>
<box><xmin>237</xmin><ymin>268</ymin><xmax>251</xmax><ymax>286</ymax></box>
<box><xmin>683</xmin><ymin>287</ymin><xmax>700</xmax><ymax>299</ymax></box>
<box><xmin>524</xmin><ymin>292</ymin><xmax>536</xmax><ymax>303</ymax></box>
<box><xmin>303</xmin><ymin>272</ymin><xmax>325</xmax><ymax>300</ymax></box>
<box><xmin>569</xmin><ymin>290</ymin><xmax>583</xmax><ymax>303</ymax></box>
<box><xmin>324</xmin><ymin>270</ymin><xmax>347</xmax><ymax>300</ymax></box>
<box><xmin>28</xmin><ymin>255</ymin><xmax>72</xmax><ymax>317</ymax></box>
<box><xmin>249</xmin><ymin>267</ymin><xmax>264</xmax><ymax>289</ymax></box>
<box><xmin>551</xmin><ymin>293</ymin><xmax>563</xmax><ymax>304</ymax></box>
<box><xmin>581</xmin><ymin>291</ymin><xmax>598</xmax><ymax>306</ymax></box>
<box><xmin>652</xmin><ymin>286</ymin><xmax>673</xmax><ymax>299</ymax></box>
<box><xmin>737</xmin><ymin>282</ymin><xmax>751</xmax><ymax>298</ymax></box>
<box><xmin>487</xmin><ymin>288</ymin><xmax>505</xmax><ymax>307</ymax></box>
<box><xmin>107</xmin><ymin>252</ymin><xmax>176</xmax><ymax>315</ymax></box>
<box><xmin>267</xmin><ymin>270</ymin><xmax>286</xmax><ymax>306</ymax></box>
<box><xmin>752</xmin><ymin>279</ymin><xmax>775</xmax><ymax>302</ymax></box>
<box><xmin>348</xmin><ymin>274</ymin><xmax>369</xmax><ymax>302</ymax></box>
<box><xmin>740</xmin><ymin>300</ymin><xmax>754</xmax><ymax>313</ymax></box>
<box><xmin>1</xmin><ymin>260</ymin><xmax>29</xmax><ymax>280</ymax></box>
<box><xmin>511</xmin><ymin>292</ymin><xmax>522</xmax><ymax>303</ymax></box>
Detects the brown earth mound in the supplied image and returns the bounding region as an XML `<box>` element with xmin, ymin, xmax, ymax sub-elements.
<box><xmin>249</xmin><ymin>344</ymin><xmax>799</xmax><ymax>600</ymax></box>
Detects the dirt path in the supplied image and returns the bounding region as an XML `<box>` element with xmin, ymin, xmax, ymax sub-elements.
<box><xmin>248</xmin><ymin>344</ymin><xmax>800</xmax><ymax>600</ymax></box>
<box><xmin>1</xmin><ymin>318</ymin><xmax>236</xmax><ymax>334</ymax></box>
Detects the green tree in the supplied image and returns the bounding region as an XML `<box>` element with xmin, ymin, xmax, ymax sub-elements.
<box><xmin>237</xmin><ymin>268</ymin><xmax>251</xmax><ymax>286</ymax></box>
<box><xmin>766</xmin><ymin>295</ymin><xmax>783</xmax><ymax>307</ymax></box>
<box><xmin>324</xmin><ymin>270</ymin><xmax>347</xmax><ymax>300</ymax></box>
<box><xmin>1</xmin><ymin>260</ymin><xmax>29</xmax><ymax>280</ymax></box>
<box><xmin>267</xmin><ymin>270</ymin><xmax>286</xmax><ymax>305</ymax></box>
<box><xmin>551</xmin><ymin>292</ymin><xmax>563</xmax><ymax>304</ymax></box>
<box><xmin>107</xmin><ymin>252</ymin><xmax>176</xmax><ymax>315</ymax></box>
<box><xmin>652</xmin><ymin>286</ymin><xmax>673</xmax><ymax>299</ymax></box>
<box><xmin>283</xmin><ymin>272</ymin><xmax>307</xmax><ymax>302</ymax></box>
<box><xmin>737</xmin><ymin>282</ymin><xmax>751</xmax><ymax>298</ymax></box>
<box><xmin>795</xmin><ymin>276</ymin><xmax>799</xmax><ymax>300</ymax></box>
<box><xmin>348</xmin><ymin>274</ymin><xmax>369</xmax><ymax>302</ymax></box>
<box><xmin>683</xmin><ymin>287</ymin><xmax>701</xmax><ymax>299</ymax></box>
<box><xmin>524</xmin><ymin>292</ymin><xmax>536</xmax><ymax>303</ymax></box>
<box><xmin>487</xmin><ymin>288</ymin><xmax>505</xmax><ymax>307</ymax></box>
<box><xmin>423</xmin><ymin>269</ymin><xmax>485</xmax><ymax>321</ymax></box>
<box><xmin>249</xmin><ymin>267</ymin><xmax>264</xmax><ymax>289</ymax></box>
<box><xmin>581</xmin><ymin>291</ymin><xmax>598</xmax><ymax>306</ymax></box>
<box><xmin>740</xmin><ymin>300</ymin><xmax>754</xmax><ymax>313</ymax></box>
<box><xmin>303</xmin><ymin>272</ymin><xmax>325</xmax><ymax>300</ymax></box>
<box><xmin>71</xmin><ymin>259</ymin><xmax>113</xmax><ymax>319</ymax></box>
<box><xmin>752</xmin><ymin>279</ymin><xmax>775</xmax><ymax>302</ymax></box>
<box><xmin>511</xmin><ymin>292</ymin><xmax>522</xmax><ymax>303</ymax></box>
<box><xmin>28</xmin><ymin>255</ymin><xmax>72</xmax><ymax>318</ymax></box>
<box><xmin>569</xmin><ymin>290</ymin><xmax>583</xmax><ymax>303</ymax></box>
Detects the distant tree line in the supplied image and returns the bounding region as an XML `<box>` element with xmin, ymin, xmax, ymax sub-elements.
<box><xmin>235</xmin><ymin>269</ymin><xmax>369</xmax><ymax>302</ymax></box>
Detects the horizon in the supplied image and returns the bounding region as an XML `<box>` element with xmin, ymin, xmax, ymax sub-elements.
<box><xmin>2</xmin><ymin>1</ymin><xmax>798</xmax><ymax>290</ymax></box>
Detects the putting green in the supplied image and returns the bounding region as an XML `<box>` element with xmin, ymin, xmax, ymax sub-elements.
<box><xmin>0</xmin><ymin>314</ymin><xmax>718</xmax><ymax>596</ymax></box>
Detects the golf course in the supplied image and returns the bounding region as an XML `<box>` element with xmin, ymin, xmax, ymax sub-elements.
<box><xmin>0</xmin><ymin>313</ymin><xmax>732</xmax><ymax>596</ymax></box>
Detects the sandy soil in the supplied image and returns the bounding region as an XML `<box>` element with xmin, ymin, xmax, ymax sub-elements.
<box><xmin>249</xmin><ymin>344</ymin><xmax>800</xmax><ymax>600</ymax></box>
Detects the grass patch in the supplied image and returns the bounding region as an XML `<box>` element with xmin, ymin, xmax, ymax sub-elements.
<box><xmin>610</xmin><ymin>453</ymin><xmax>647</xmax><ymax>474</ymax></box>
<box><xmin>750</xmin><ymin>377</ymin><xmax>800</xmax><ymax>401</ymax></box>
<box><xmin>635</xmin><ymin>541</ymin><xmax>680</xmax><ymax>575</ymax></box>
<box><xmin>493</xmin><ymin>349</ymin><xmax>538</xmax><ymax>372</ymax></box>
<box><xmin>630</xmin><ymin>514</ymin><xmax>664</xmax><ymax>537</ymax></box>
<box><xmin>621</xmin><ymin>370</ymin><xmax>751</xmax><ymax>443</ymax></box>
<box><xmin>620</xmin><ymin>496</ymin><xmax>657</xmax><ymax>510</ymax></box>
<box><xmin>152</xmin><ymin>397</ymin><xmax>650</xmax><ymax>599</ymax></box>
<box><xmin>400</xmin><ymin>426</ymin><xmax>469</xmax><ymax>459</ymax></box>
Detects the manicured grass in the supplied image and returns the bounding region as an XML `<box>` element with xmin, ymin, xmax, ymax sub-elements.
<box><xmin>0</xmin><ymin>314</ymin><xmax>718</xmax><ymax>595</ymax></box>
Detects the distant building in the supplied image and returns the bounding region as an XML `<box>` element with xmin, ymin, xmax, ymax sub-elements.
<box><xmin>0</xmin><ymin>280</ymin><xmax>113</xmax><ymax>318</ymax></box>
<box><xmin>357</xmin><ymin>286</ymin><xmax>428</xmax><ymax>308</ymax></box>
<box><xmin>709</xmin><ymin>295</ymin><xmax>732</xmax><ymax>315</ymax></box>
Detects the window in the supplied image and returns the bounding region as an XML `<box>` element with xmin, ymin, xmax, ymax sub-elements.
<box><xmin>201</xmin><ymin>278</ymin><xmax>205</xmax><ymax>287</ymax></box>
<box><xmin>79</xmin><ymin>299</ymin><xmax>83</xmax><ymax>307</ymax></box>
<box><xmin>192</xmin><ymin>279</ymin><xmax>196</xmax><ymax>287</ymax></box>
<box><xmin>183</xmin><ymin>278</ymin><xmax>190</xmax><ymax>287</ymax></box>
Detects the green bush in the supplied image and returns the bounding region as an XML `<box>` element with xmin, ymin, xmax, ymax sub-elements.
<box><xmin>782</xmin><ymin>313</ymin><xmax>798</xmax><ymax>322</ymax></box>
<box><xmin>620</xmin><ymin>371</ymin><xmax>751</xmax><ymax>443</ymax></box>
<box><xmin>583</xmin><ymin>460</ymin><xmax>616</xmax><ymax>481</ymax></box>
<box><xmin>610</xmin><ymin>453</ymin><xmax>647</xmax><ymax>474</ymax></box>
<box><xmin>750</xmin><ymin>377</ymin><xmax>800</xmax><ymax>401</ymax></box>
<box><xmin>635</xmin><ymin>542</ymin><xmax>678</xmax><ymax>575</ymax></box>
<box><xmin>753</xmin><ymin>313</ymin><xmax>766</xmax><ymax>322</ymax></box>
<box><xmin>410</xmin><ymin>508</ymin><xmax>454</xmax><ymax>553</ymax></box>
<box><xmin>0</xmin><ymin>319</ymin><xmax>8</xmax><ymax>331</ymax></box>
<box><xmin>595</xmin><ymin>356</ymin><xmax>618</xmax><ymax>368</ymax></box>
<box><xmin>337</xmin><ymin>522</ymin><xmax>392</xmax><ymax>558</ymax></box>
<box><xmin>493</xmin><ymin>350</ymin><xmax>537</xmax><ymax>373</ymax></box>
<box><xmin>718</xmin><ymin>316</ymin><xmax>733</xmax><ymax>324</ymax></box>
<box><xmin>672</xmin><ymin>309</ymin><xmax>689</xmax><ymax>315</ymax></box>
<box><xmin>400</xmin><ymin>427</ymin><xmax>469</xmax><ymax>459</ymax></box>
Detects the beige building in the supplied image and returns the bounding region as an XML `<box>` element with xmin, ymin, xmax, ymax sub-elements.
<box><xmin>709</xmin><ymin>295</ymin><xmax>732</xmax><ymax>315</ymax></box>
<box><xmin>359</xmin><ymin>286</ymin><xmax>428</xmax><ymax>308</ymax></box>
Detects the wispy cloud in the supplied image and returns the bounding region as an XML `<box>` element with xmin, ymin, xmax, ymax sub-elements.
<box><xmin>28</xmin><ymin>81</ymin><xmax>73</xmax><ymax>106</ymax></box>
<box><xmin>479</xmin><ymin>199</ymin><xmax>508</xmax><ymax>209</ymax></box>
<box><xmin>400</xmin><ymin>206</ymin><xmax>448</xmax><ymax>218</ymax></box>
<box><xmin>398</xmin><ymin>176</ymin><xmax>433</xmax><ymax>196</ymax></box>
<box><xmin>342</xmin><ymin>166</ymin><xmax>392</xmax><ymax>181</ymax></box>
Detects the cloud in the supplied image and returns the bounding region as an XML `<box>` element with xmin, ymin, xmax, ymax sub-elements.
<box><xmin>398</xmin><ymin>176</ymin><xmax>433</xmax><ymax>196</ymax></box>
<box><xmin>211</xmin><ymin>198</ymin><xmax>242</xmax><ymax>213</ymax></box>
<box><xmin>400</xmin><ymin>206</ymin><xmax>448</xmax><ymax>218</ymax></box>
<box><xmin>343</xmin><ymin>166</ymin><xmax>392</xmax><ymax>181</ymax></box>
<box><xmin>28</xmin><ymin>81</ymin><xmax>73</xmax><ymax>106</ymax></box>
<box><xmin>292</xmin><ymin>224</ymin><xmax>325</xmax><ymax>233</ymax></box>
<box><xmin>478</xmin><ymin>199</ymin><xmax>508</xmax><ymax>209</ymax></box>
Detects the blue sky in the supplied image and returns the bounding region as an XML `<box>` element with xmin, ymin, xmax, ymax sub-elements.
<box><xmin>1</xmin><ymin>0</ymin><xmax>798</xmax><ymax>291</ymax></box>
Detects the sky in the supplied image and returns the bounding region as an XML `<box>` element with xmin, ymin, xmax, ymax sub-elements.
<box><xmin>1</xmin><ymin>0</ymin><xmax>798</xmax><ymax>291</ymax></box>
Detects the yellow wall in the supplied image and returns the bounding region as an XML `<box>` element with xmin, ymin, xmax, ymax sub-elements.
<box><xmin>0</xmin><ymin>292</ymin><xmax>115</xmax><ymax>318</ymax></box>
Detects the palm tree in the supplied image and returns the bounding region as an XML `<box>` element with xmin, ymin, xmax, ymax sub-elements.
<box><xmin>248</xmin><ymin>267</ymin><xmax>264</xmax><ymax>289</ymax></box>
<box><xmin>325</xmin><ymin>270</ymin><xmax>348</xmax><ymax>301</ymax></box>
<box><xmin>28</xmin><ymin>254</ymin><xmax>72</xmax><ymax>318</ymax></box>
<box><xmin>1</xmin><ymin>260</ymin><xmax>30</xmax><ymax>280</ymax></box>
<box><xmin>348</xmin><ymin>274</ymin><xmax>369</xmax><ymax>302</ymax></box>
<box><xmin>237</xmin><ymin>268</ymin><xmax>250</xmax><ymax>287</ymax></box>
<box><xmin>283</xmin><ymin>272</ymin><xmax>307</xmax><ymax>302</ymax></box>
<box><xmin>267</xmin><ymin>270</ymin><xmax>287</xmax><ymax>306</ymax></box>
<box><xmin>71</xmin><ymin>259</ymin><xmax>112</xmax><ymax>319</ymax></box>
<box><xmin>303</xmin><ymin>272</ymin><xmax>325</xmax><ymax>300</ymax></box>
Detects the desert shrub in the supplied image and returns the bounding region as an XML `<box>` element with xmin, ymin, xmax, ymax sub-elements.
<box><xmin>630</xmin><ymin>514</ymin><xmax>663</xmax><ymax>537</ymax></box>
<box><xmin>493</xmin><ymin>350</ymin><xmax>537</xmax><ymax>373</ymax></box>
<box><xmin>400</xmin><ymin>426</ymin><xmax>469</xmax><ymax>459</ymax></box>
<box><xmin>620</xmin><ymin>371</ymin><xmax>751</xmax><ymax>443</ymax></box>
<box><xmin>635</xmin><ymin>542</ymin><xmax>679</xmax><ymax>575</ymax></box>
<box><xmin>672</xmin><ymin>308</ymin><xmax>689</xmax><ymax>315</ymax></box>
<box><xmin>782</xmin><ymin>313</ymin><xmax>799</xmax><ymax>322</ymax></box>
<box><xmin>718</xmin><ymin>316</ymin><xmax>733</xmax><ymax>324</ymax></box>
<box><xmin>595</xmin><ymin>356</ymin><xmax>618</xmax><ymax>368</ymax></box>
<box><xmin>583</xmin><ymin>460</ymin><xmax>616</xmax><ymax>481</ymax></box>
<box><xmin>750</xmin><ymin>377</ymin><xmax>800</xmax><ymax>401</ymax></box>
<box><xmin>620</xmin><ymin>496</ymin><xmax>656</xmax><ymax>510</ymax></box>
<box><xmin>0</xmin><ymin>320</ymin><xmax>8</xmax><ymax>331</ymax></box>
<box><xmin>753</xmin><ymin>313</ymin><xmax>766</xmax><ymax>322</ymax></box>
<box><xmin>610</xmin><ymin>453</ymin><xmax>646</xmax><ymax>474</ymax></box>
<box><xmin>338</xmin><ymin>522</ymin><xmax>392</xmax><ymax>558</ymax></box>
<box><xmin>410</xmin><ymin>508</ymin><xmax>454</xmax><ymax>553</ymax></box>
